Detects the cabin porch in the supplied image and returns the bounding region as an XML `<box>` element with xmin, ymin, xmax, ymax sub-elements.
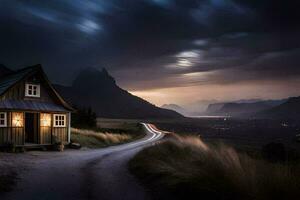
<box><xmin>0</xmin><ymin>110</ymin><xmax>70</xmax><ymax>147</ymax></box>
<box><xmin>21</xmin><ymin>143</ymin><xmax>53</xmax><ymax>151</ymax></box>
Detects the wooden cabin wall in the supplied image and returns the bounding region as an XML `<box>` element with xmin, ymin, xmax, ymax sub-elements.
<box><xmin>0</xmin><ymin>112</ymin><xmax>24</xmax><ymax>146</ymax></box>
<box><xmin>40</xmin><ymin>126</ymin><xmax>51</xmax><ymax>144</ymax></box>
<box><xmin>1</xmin><ymin>77</ymin><xmax>54</xmax><ymax>103</ymax></box>
<box><xmin>52</xmin><ymin>127</ymin><xmax>68</xmax><ymax>143</ymax></box>
<box><xmin>40</xmin><ymin>113</ymin><xmax>69</xmax><ymax>144</ymax></box>
<box><xmin>25</xmin><ymin>74</ymin><xmax>56</xmax><ymax>102</ymax></box>
<box><xmin>0</xmin><ymin>111</ymin><xmax>70</xmax><ymax>146</ymax></box>
<box><xmin>52</xmin><ymin>113</ymin><xmax>69</xmax><ymax>143</ymax></box>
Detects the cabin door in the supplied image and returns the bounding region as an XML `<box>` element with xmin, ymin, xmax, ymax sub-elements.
<box><xmin>25</xmin><ymin>113</ymin><xmax>39</xmax><ymax>144</ymax></box>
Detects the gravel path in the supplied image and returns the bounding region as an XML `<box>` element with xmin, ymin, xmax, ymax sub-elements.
<box><xmin>1</xmin><ymin>123</ymin><xmax>164</xmax><ymax>200</ymax></box>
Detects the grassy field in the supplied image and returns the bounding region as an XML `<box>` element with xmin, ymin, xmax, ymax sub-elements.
<box><xmin>97</xmin><ymin>118</ymin><xmax>140</xmax><ymax>128</ymax></box>
<box><xmin>71</xmin><ymin>118</ymin><xmax>144</xmax><ymax>148</ymax></box>
<box><xmin>71</xmin><ymin>128</ymin><xmax>139</xmax><ymax>148</ymax></box>
<box><xmin>129</xmin><ymin>133</ymin><xmax>300</xmax><ymax>200</ymax></box>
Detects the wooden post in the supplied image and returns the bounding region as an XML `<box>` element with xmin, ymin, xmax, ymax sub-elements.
<box><xmin>50</xmin><ymin>113</ymin><xmax>53</xmax><ymax>144</ymax></box>
<box><xmin>10</xmin><ymin>112</ymin><xmax>12</xmax><ymax>143</ymax></box>
<box><xmin>23</xmin><ymin>112</ymin><xmax>25</xmax><ymax>145</ymax></box>
<box><xmin>37</xmin><ymin>113</ymin><xmax>40</xmax><ymax>144</ymax></box>
<box><xmin>68</xmin><ymin>112</ymin><xmax>71</xmax><ymax>143</ymax></box>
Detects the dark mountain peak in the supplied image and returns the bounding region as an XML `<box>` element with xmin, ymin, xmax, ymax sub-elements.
<box><xmin>72</xmin><ymin>67</ymin><xmax>116</xmax><ymax>90</ymax></box>
<box><xmin>101</xmin><ymin>67</ymin><xmax>109</xmax><ymax>75</ymax></box>
<box><xmin>78</xmin><ymin>67</ymin><xmax>113</xmax><ymax>77</ymax></box>
<box><xmin>99</xmin><ymin>67</ymin><xmax>115</xmax><ymax>83</ymax></box>
<box><xmin>56</xmin><ymin>67</ymin><xmax>183</xmax><ymax>119</ymax></box>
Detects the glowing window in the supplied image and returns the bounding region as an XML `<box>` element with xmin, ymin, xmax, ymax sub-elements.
<box><xmin>0</xmin><ymin>112</ymin><xmax>7</xmax><ymax>127</ymax></box>
<box><xmin>40</xmin><ymin>113</ymin><xmax>51</xmax><ymax>127</ymax></box>
<box><xmin>25</xmin><ymin>84</ymin><xmax>40</xmax><ymax>97</ymax></box>
<box><xmin>53</xmin><ymin>114</ymin><xmax>66</xmax><ymax>127</ymax></box>
<box><xmin>12</xmin><ymin>112</ymin><xmax>23</xmax><ymax>127</ymax></box>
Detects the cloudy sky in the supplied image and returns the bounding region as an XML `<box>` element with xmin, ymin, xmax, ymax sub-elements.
<box><xmin>1</xmin><ymin>0</ymin><xmax>300</xmax><ymax>106</ymax></box>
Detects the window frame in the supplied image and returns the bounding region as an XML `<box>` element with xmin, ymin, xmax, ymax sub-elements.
<box><xmin>0</xmin><ymin>112</ymin><xmax>7</xmax><ymax>127</ymax></box>
<box><xmin>53</xmin><ymin>114</ymin><xmax>66</xmax><ymax>128</ymax></box>
<box><xmin>25</xmin><ymin>83</ymin><xmax>40</xmax><ymax>97</ymax></box>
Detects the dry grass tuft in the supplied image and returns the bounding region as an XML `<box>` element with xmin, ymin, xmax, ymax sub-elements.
<box><xmin>130</xmin><ymin>134</ymin><xmax>300</xmax><ymax>200</ymax></box>
<box><xmin>71</xmin><ymin>128</ymin><xmax>133</xmax><ymax>148</ymax></box>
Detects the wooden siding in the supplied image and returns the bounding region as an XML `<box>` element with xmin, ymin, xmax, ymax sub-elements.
<box><xmin>11</xmin><ymin>127</ymin><xmax>24</xmax><ymax>145</ymax></box>
<box><xmin>0</xmin><ymin>111</ymin><xmax>70</xmax><ymax>146</ymax></box>
<box><xmin>0</xmin><ymin>72</ymin><xmax>59</xmax><ymax>103</ymax></box>
<box><xmin>1</xmin><ymin>76</ymin><xmax>54</xmax><ymax>103</ymax></box>
<box><xmin>52</xmin><ymin>113</ymin><xmax>68</xmax><ymax>143</ymax></box>
<box><xmin>0</xmin><ymin>127</ymin><xmax>24</xmax><ymax>145</ymax></box>
<box><xmin>0</xmin><ymin>66</ymin><xmax>72</xmax><ymax>147</ymax></box>
<box><xmin>0</xmin><ymin>112</ymin><xmax>24</xmax><ymax>145</ymax></box>
<box><xmin>52</xmin><ymin>127</ymin><xmax>68</xmax><ymax>143</ymax></box>
<box><xmin>40</xmin><ymin>127</ymin><xmax>52</xmax><ymax>144</ymax></box>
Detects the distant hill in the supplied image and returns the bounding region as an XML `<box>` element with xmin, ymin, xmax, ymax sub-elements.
<box><xmin>161</xmin><ymin>104</ymin><xmax>186</xmax><ymax>115</ymax></box>
<box><xmin>206</xmin><ymin>103</ymin><xmax>225</xmax><ymax>114</ymax></box>
<box><xmin>0</xmin><ymin>64</ymin><xmax>13</xmax><ymax>77</ymax></box>
<box><xmin>205</xmin><ymin>99</ymin><xmax>266</xmax><ymax>114</ymax></box>
<box><xmin>218</xmin><ymin>102</ymin><xmax>273</xmax><ymax>117</ymax></box>
<box><xmin>234</xmin><ymin>99</ymin><xmax>263</xmax><ymax>103</ymax></box>
<box><xmin>256</xmin><ymin>96</ymin><xmax>300</xmax><ymax>119</ymax></box>
<box><xmin>206</xmin><ymin>99</ymin><xmax>287</xmax><ymax>117</ymax></box>
<box><xmin>54</xmin><ymin>68</ymin><xmax>183</xmax><ymax>119</ymax></box>
<box><xmin>183</xmin><ymin>99</ymin><xmax>219</xmax><ymax>115</ymax></box>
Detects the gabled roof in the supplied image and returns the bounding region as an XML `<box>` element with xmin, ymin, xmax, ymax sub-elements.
<box><xmin>0</xmin><ymin>64</ymin><xmax>74</xmax><ymax>112</ymax></box>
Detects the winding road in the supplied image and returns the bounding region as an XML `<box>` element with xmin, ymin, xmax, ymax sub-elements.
<box><xmin>3</xmin><ymin>123</ymin><xmax>164</xmax><ymax>200</ymax></box>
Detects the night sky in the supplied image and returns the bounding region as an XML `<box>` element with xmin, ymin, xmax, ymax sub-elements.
<box><xmin>1</xmin><ymin>0</ymin><xmax>300</xmax><ymax>105</ymax></box>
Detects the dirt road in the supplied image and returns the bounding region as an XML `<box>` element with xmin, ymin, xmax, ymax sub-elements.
<box><xmin>2</xmin><ymin>123</ymin><xmax>164</xmax><ymax>200</ymax></box>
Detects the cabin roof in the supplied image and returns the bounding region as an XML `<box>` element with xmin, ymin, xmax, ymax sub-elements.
<box><xmin>0</xmin><ymin>66</ymin><xmax>36</xmax><ymax>95</ymax></box>
<box><xmin>0</xmin><ymin>64</ymin><xmax>74</xmax><ymax>112</ymax></box>
<box><xmin>0</xmin><ymin>100</ymin><xmax>68</xmax><ymax>112</ymax></box>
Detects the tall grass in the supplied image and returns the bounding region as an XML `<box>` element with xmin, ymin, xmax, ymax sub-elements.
<box><xmin>71</xmin><ymin>128</ymin><xmax>133</xmax><ymax>148</ymax></box>
<box><xmin>130</xmin><ymin>134</ymin><xmax>300</xmax><ymax>200</ymax></box>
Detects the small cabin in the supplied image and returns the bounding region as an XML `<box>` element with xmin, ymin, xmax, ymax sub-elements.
<box><xmin>0</xmin><ymin>64</ymin><xmax>74</xmax><ymax>147</ymax></box>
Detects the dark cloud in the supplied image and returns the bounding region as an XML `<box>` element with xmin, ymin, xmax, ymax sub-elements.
<box><xmin>0</xmin><ymin>0</ymin><xmax>299</xmax><ymax>96</ymax></box>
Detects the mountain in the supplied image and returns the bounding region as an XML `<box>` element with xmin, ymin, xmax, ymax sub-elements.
<box><xmin>256</xmin><ymin>96</ymin><xmax>300</xmax><ymax>119</ymax></box>
<box><xmin>183</xmin><ymin>99</ymin><xmax>219</xmax><ymax>115</ymax></box>
<box><xmin>161</xmin><ymin>104</ymin><xmax>186</xmax><ymax>115</ymax></box>
<box><xmin>206</xmin><ymin>103</ymin><xmax>225</xmax><ymax>114</ymax></box>
<box><xmin>234</xmin><ymin>99</ymin><xmax>262</xmax><ymax>103</ymax></box>
<box><xmin>0</xmin><ymin>64</ymin><xmax>13</xmax><ymax>77</ymax></box>
<box><xmin>218</xmin><ymin>102</ymin><xmax>273</xmax><ymax>116</ymax></box>
<box><xmin>54</xmin><ymin>68</ymin><xmax>183</xmax><ymax>119</ymax></box>
<box><xmin>205</xmin><ymin>99</ymin><xmax>287</xmax><ymax>117</ymax></box>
